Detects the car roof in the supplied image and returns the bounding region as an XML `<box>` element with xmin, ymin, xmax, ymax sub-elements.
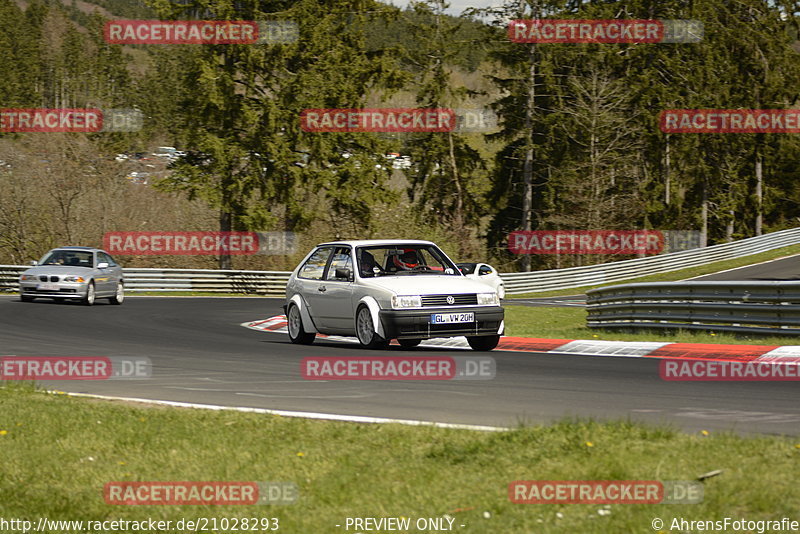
<box><xmin>315</xmin><ymin>239</ymin><xmax>436</xmax><ymax>247</ymax></box>
<box><xmin>49</xmin><ymin>246</ymin><xmax>102</xmax><ymax>252</ymax></box>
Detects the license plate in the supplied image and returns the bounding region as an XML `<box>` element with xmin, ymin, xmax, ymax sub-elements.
<box><xmin>37</xmin><ymin>283</ymin><xmax>59</xmax><ymax>291</ymax></box>
<box><xmin>431</xmin><ymin>312</ymin><xmax>474</xmax><ymax>324</ymax></box>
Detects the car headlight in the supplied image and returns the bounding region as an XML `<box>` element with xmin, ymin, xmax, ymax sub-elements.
<box><xmin>477</xmin><ymin>292</ymin><xmax>499</xmax><ymax>306</ymax></box>
<box><xmin>62</xmin><ymin>276</ymin><xmax>85</xmax><ymax>283</ymax></box>
<box><xmin>391</xmin><ymin>295</ymin><xmax>422</xmax><ymax>309</ymax></box>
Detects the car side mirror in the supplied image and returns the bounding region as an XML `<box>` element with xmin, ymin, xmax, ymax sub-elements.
<box><xmin>335</xmin><ymin>268</ymin><xmax>352</xmax><ymax>281</ymax></box>
<box><xmin>97</xmin><ymin>262</ymin><xmax>109</xmax><ymax>269</ymax></box>
<box><xmin>29</xmin><ymin>260</ymin><xmax>38</xmax><ymax>266</ymax></box>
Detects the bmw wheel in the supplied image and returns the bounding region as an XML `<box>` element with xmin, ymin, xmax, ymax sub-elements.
<box><xmin>82</xmin><ymin>281</ymin><xmax>95</xmax><ymax>306</ymax></box>
<box><xmin>109</xmin><ymin>282</ymin><xmax>124</xmax><ymax>305</ymax></box>
<box><xmin>355</xmin><ymin>305</ymin><xmax>388</xmax><ymax>349</ymax></box>
<box><xmin>287</xmin><ymin>303</ymin><xmax>315</xmax><ymax>345</ymax></box>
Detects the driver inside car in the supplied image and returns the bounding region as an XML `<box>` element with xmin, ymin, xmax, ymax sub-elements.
<box><xmin>391</xmin><ymin>249</ymin><xmax>420</xmax><ymax>271</ymax></box>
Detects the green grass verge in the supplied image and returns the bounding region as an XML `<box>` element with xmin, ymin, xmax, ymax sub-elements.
<box><xmin>507</xmin><ymin>243</ymin><xmax>800</xmax><ymax>298</ymax></box>
<box><xmin>505</xmin><ymin>305</ymin><xmax>800</xmax><ymax>345</ymax></box>
<box><xmin>1</xmin><ymin>385</ymin><xmax>798</xmax><ymax>532</ymax></box>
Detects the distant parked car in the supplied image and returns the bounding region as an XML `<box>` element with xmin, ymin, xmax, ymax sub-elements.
<box><xmin>285</xmin><ymin>240</ymin><xmax>505</xmax><ymax>350</ymax></box>
<box><xmin>457</xmin><ymin>263</ymin><xmax>505</xmax><ymax>299</ymax></box>
<box><xmin>19</xmin><ymin>247</ymin><xmax>124</xmax><ymax>306</ymax></box>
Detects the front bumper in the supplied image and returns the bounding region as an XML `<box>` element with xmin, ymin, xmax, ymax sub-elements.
<box><xmin>19</xmin><ymin>282</ymin><xmax>88</xmax><ymax>298</ymax></box>
<box><xmin>379</xmin><ymin>306</ymin><xmax>504</xmax><ymax>340</ymax></box>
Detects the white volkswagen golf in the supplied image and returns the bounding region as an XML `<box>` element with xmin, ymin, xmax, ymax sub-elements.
<box><xmin>284</xmin><ymin>240</ymin><xmax>505</xmax><ymax>350</ymax></box>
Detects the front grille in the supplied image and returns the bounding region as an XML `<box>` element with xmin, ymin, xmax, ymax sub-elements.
<box><xmin>38</xmin><ymin>275</ymin><xmax>59</xmax><ymax>282</ymax></box>
<box><xmin>421</xmin><ymin>294</ymin><xmax>477</xmax><ymax>307</ymax></box>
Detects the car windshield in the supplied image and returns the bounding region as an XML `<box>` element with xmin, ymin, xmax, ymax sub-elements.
<box><xmin>40</xmin><ymin>250</ymin><xmax>94</xmax><ymax>267</ymax></box>
<box><xmin>356</xmin><ymin>245</ymin><xmax>459</xmax><ymax>277</ymax></box>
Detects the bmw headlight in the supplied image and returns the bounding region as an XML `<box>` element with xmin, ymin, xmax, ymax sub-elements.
<box><xmin>477</xmin><ymin>292</ymin><xmax>499</xmax><ymax>306</ymax></box>
<box><xmin>19</xmin><ymin>274</ymin><xmax>37</xmax><ymax>281</ymax></box>
<box><xmin>391</xmin><ymin>295</ymin><xmax>422</xmax><ymax>309</ymax></box>
<box><xmin>62</xmin><ymin>276</ymin><xmax>85</xmax><ymax>283</ymax></box>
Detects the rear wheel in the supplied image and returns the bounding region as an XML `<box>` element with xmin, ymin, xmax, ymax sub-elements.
<box><xmin>287</xmin><ymin>303</ymin><xmax>315</xmax><ymax>345</ymax></box>
<box><xmin>355</xmin><ymin>305</ymin><xmax>389</xmax><ymax>349</ymax></box>
<box><xmin>398</xmin><ymin>339</ymin><xmax>421</xmax><ymax>349</ymax></box>
<box><xmin>109</xmin><ymin>282</ymin><xmax>124</xmax><ymax>305</ymax></box>
<box><xmin>82</xmin><ymin>281</ymin><xmax>95</xmax><ymax>306</ymax></box>
<box><xmin>467</xmin><ymin>335</ymin><xmax>500</xmax><ymax>351</ymax></box>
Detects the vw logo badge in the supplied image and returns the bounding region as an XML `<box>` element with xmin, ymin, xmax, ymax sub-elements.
<box><xmin>446</xmin><ymin>296</ymin><xmax>455</xmax><ymax>305</ymax></box>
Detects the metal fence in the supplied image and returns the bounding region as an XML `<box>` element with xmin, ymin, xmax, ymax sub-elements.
<box><xmin>586</xmin><ymin>281</ymin><xmax>800</xmax><ymax>335</ymax></box>
<box><xmin>2</xmin><ymin>227</ymin><xmax>799</xmax><ymax>297</ymax></box>
<box><xmin>502</xmin><ymin>227</ymin><xmax>800</xmax><ymax>294</ymax></box>
<box><xmin>0</xmin><ymin>267</ymin><xmax>292</xmax><ymax>296</ymax></box>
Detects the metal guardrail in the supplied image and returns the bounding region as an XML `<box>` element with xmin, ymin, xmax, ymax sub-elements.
<box><xmin>1</xmin><ymin>228</ymin><xmax>799</xmax><ymax>297</ymax></box>
<box><xmin>586</xmin><ymin>281</ymin><xmax>800</xmax><ymax>335</ymax></box>
<box><xmin>0</xmin><ymin>267</ymin><xmax>292</xmax><ymax>297</ymax></box>
<box><xmin>502</xmin><ymin>227</ymin><xmax>800</xmax><ymax>294</ymax></box>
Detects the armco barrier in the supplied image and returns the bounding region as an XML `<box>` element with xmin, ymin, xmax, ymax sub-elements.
<box><xmin>0</xmin><ymin>267</ymin><xmax>291</xmax><ymax>297</ymax></box>
<box><xmin>586</xmin><ymin>281</ymin><xmax>800</xmax><ymax>335</ymax></box>
<box><xmin>502</xmin><ymin>227</ymin><xmax>800</xmax><ymax>294</ymax></box>
<box><xmin>2</xmin><ymin>228</ymin><xmax>799</xmax><ymax>297</ymax></box>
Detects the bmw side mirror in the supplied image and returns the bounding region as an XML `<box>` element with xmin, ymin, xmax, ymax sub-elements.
<box><xmin>97</xmin><ymin>262</ymin><xmax>109</xmax><ymax>269</ymax></box>
<box><xmin>29</xmin><ymin>260</ymin><xmax>38</xmax><ymax>266</ymax></box>
<box><xmin>335</xmin><ymin>268</ymin><xmax>352</xmax><ymax>281</ymax></box>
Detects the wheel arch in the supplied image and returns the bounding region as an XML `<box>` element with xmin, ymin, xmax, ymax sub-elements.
<box><xmin>356</xmin><ymin>295</ymin><xmax>386</xmax><ymax>339</ymax></box>
<box><xmin>288</xmin><ymin>293</ymin><xmax>318</xmax><ymax>334</ymax></box>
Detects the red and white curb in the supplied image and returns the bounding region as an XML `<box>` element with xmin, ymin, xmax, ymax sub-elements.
<box><xmin>243</xmin><ymin>315</ymin><xmax>800</xmax><ymax>363</ymax></box>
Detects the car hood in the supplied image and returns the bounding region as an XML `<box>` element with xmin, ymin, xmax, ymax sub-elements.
<box><xmin>360</xmin><ymin>275</ymin><xmax>495</xmax><ymax>295</ymax></box>
<box><xmin>22</xmin><ymin>265</ymin><xmax>94</xmax><ymax>276</ymax></box>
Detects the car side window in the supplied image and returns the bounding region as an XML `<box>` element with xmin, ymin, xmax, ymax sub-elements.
<box><xmin>298</xmin><ymin>247</ymin><xmax>333</xmax><ymax>280</ymax></box>
<box><xmin>479</xmin><ymin>265</ymin><xmax>493</xmax><ymax>276</ymax></box>
<box><xmin>326</xmin><ymin>248</ymin><xmax>353</xmax><ymax>281</ymax></box>
<box><xmin>103</xmin><ymin>252</ymin><xmax>118</xmax><ymax>267</ymax></box>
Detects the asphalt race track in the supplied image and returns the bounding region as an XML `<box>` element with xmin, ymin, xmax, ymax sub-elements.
<box><xmin>1</xmin><ymin>295</ymin><xmax>798</xmax><ymax>436</ymax></box>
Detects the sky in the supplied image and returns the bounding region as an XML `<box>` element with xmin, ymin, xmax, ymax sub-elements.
<box><xmin>383</xmin><ymin>0</ymin><xmax>506</xmax><ymax>16</ymax></box>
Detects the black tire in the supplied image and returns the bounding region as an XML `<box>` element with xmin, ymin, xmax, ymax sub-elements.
<box><xmin>398</xmin><ymin>339</ymin><xmax>421</xmax><ymax>349</ymax></box>
<box><xmin>287</xmin><ymin>303</ymin><xmax>315</xmax><ymax>345</ymax></box>
<box><xmin>355</xmin><ymin>304</ymin><xmax>389</xmax><ymax>349</ymax></box>
<box><xmin>467</xmin><ymin>335</ymin><xmax>500</xmax><ymax>351</ymax></box>
<box><xmin>82</xmin><ymin>281</ymin><xmax>96</xmax><ymax>306</ymax></box>
<box><xmin>20</xmin><ymin>295</ymin><xmax>34</xmax><ymax>302</ymax></box>
<box><xmin>109</xmin><ymin>282</ymin><xmax>124</xmax><ymax>305</ymax></box>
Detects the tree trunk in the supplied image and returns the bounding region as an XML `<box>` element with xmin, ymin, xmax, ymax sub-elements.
<box><xmin>755</xmin><ymin>144</ymin><xmax>763</xmax><ymax>236</ymax></box>
<box><xmin>519</xmin><ymin>0</ymin><xmax>538</xmax><ymax>272</ymax></box>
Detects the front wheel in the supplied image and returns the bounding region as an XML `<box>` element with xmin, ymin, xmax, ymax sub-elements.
<box><xmin>467</xmin><ymin>335</ymin><xmax>500</xmax><ymax>351</ymax></box>
<box><xmin>287</xmin><ymin>303</ymin><xmax>315</xmax><ymax>345</ymax></box>
<box><xmin>20</xmin><ymin>295</ymin><xmax>34</xmax><ymax>302</ymax></box>
<box><xmin>355</xmin><ymin>305</ymin><xmax>389</xmax><ymax>349</ymax></box>
<box><xmin>82</xmin><ymin>281</ymin><xmax>95</xmax><ymax>306</ymax></box>
<box><xmin>109</xmin><ymin>282</ymin><xmax>124</xmax><ymax>305</ymax></box>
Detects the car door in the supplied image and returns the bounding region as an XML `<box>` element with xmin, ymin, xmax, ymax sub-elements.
<box><xmin>315</xmin><ymin>247</ymin><xmax>355</xmax><ymax>332</ymax></box>
<box><xmin>295</xmin><ymin>247</ymin><xmax>335</xmax><ymax>329</ymax></box>
<box><xmin>102</xmin><ymin>252</ymin><xmax>124</xmax><ymax>293</ymax></box>
<box><xmin>94</xmin><ymin>252</ymin><xmax>115</xmax><ymax>295</ymax></box>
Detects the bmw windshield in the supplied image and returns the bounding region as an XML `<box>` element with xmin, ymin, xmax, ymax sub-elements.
<box><xmin>356</xmin><ymin>245</ymin><xmax>459</xmax><ymax>277</ymax></box>
<box><xmin>39</xmin><ymin>250</ymin><xmax>94</xmax><ymax>267</ymax></box>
